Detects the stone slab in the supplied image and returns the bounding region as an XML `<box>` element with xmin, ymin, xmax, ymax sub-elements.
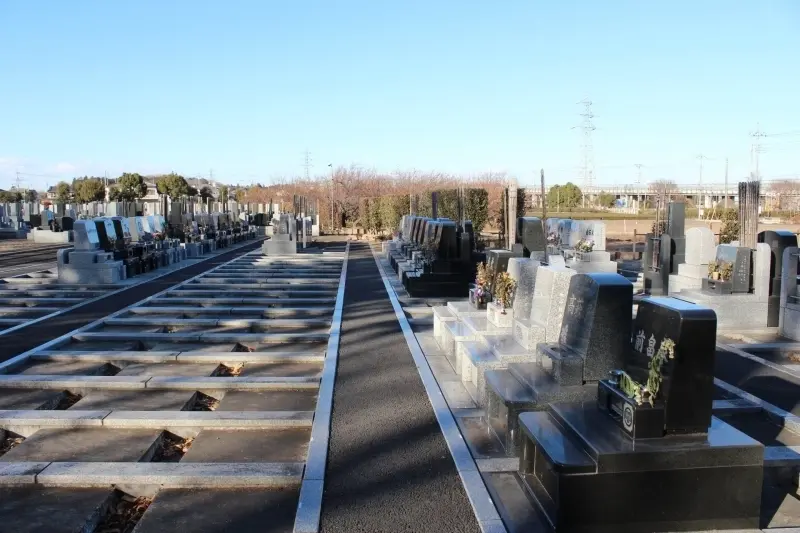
<box><xmin>70</xmin><ymin>391</ymin><xmax>196</xmax><ymax>411</ymax></box>
<box><xmin>0</xmin><ymin>389</ymin><xmax>64</xmax><ymax>409</ymax></box>
<box><xmin>36</xmin><ymin>462</ymin><xmax>304</xmax><ymax>487</ymax></box>
<box><xmin>175</xmin><ymin>352</ymin><xmax>325</xmax><ymax>363</ymax></box>
<box><xmin>0</xmin><ymin>487</ymin><xmax>113</xmax><ymax>533</ymax></box>
<box><xmin>0</xmin><ymin>375</ymin><xmax>148</xmax><ymax>389</ymax></box>
<box><xmin>15</xmin><ymin>360</ymin><xmax>113</xmax><ymax>376</ymax></box>
<box><xmin>33</xmin><ymin>351</ymin><xmax>180</xmax><ymax>363</ymax></box>
<box><xmin>131</xmin><ymin>488</ymin><xmax>300</xmax><ymax>533</ymax></box>
<box><xmin>145</xmin><ymin>376</ymin><xmax>319</xmax><ymax>390</ymax></box>
<box><xmin>216</xmin><ymin>390</ymin><xmax>318</xmax><ymax>412</ymax></box>
<box><xmin>0</xmin><ymin>462</ymin><xmax>51</xmax><ymax>484</ymax></box>
<box><xmin>116</xmin><ymin>363</ymin><xmax>219</xmax><ymax>377</ymax></box>
<box><xmin>0</xmin><ymin>410</ymin><xmax>110</xmax><ymax>428</ymax></box>
<box><xmin>103</xmin><ymin>411</ymin><xmax>313</xmax><ymax>428</ymax></box>
<box><xmin>238</xmin><ymin>362</ymin><xmax>323</xmax><ymax>377</ymax></box>
<box><xmin>0</xmin><ymin>428</ymin><xmax>162</xmax><ymax>462</ymax></box>
<box><xmin>182</xmin><ymin>428</ymin><xmax>311</xmax><ymax>463</ymax></box>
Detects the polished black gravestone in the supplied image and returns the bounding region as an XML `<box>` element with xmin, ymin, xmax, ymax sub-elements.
<box><xmin>644</xmin><ymin>202</ymin><xmax>686</xmax><ymax>295</ymax></box>
<box><xmin>402</xmin><ymin>220</ymin><xmax>476</xmax><ymax>297</ymax></box>
<box><xmin>702</xmin><ymin>244</ymin><xmax>752</xmax><ymax>295</ymax></box>
<box><xmin>758</xmin><ymin>229</ymin><xmax>798</xmax><ymax>326</ymax></box>
<box><xmin>484</xmin><ymin>273</ymin><xmax>633</xmax><ymax>456</ymax></box>
<box><xmin>55</xmin><ymin>216</ymin><xmax>74</xmax><ymax>232</ymax></box>
<box><xmin>517</xmin><ymin>217</ymin><xmax>546</xmax><ymax>259</ymax></box>
<box><xmin>518</xmin><ymin>298</ymin><xmax>763</xmax><ymax>532</ymax></box>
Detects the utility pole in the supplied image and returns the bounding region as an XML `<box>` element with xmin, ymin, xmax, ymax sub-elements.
<box><xmin>540</xmin><ymin>169</ymin><xmax>547</xmax><ymax>221</ymax></box>
<box><xmin>724</xmin><ymin>157</ymin><xmax>729</xmax><ymax>209</ymax></box>
<box><xmin>696</xmin><ymin>154</ymin><xmax>709</xmax><ymax>211</ymax></box>
<box><xmin>328</xmin><ymin>163</ymin><xmax>333</xmax><ymax>231</ymax></box>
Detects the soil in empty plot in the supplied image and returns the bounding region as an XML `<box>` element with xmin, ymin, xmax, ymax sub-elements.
<box><xmin>0</xmin><ymin>433</ymin><xmax>24</xmax><ymax>457</ymax></box>
<box><xmin>191</xmin><ymin>392</ymin><xmax>220</xmax><ymax>411</ymax></box>
<box><xmin>95</xmin><ymin>490</ymin><xmax>152</xmax><ymax>533</ymax></box>
<box><xmin>213</xmin><ymin>363</ymin><xmax>243</xmax><ymax>377</ymax></box>
<box><xmin>151</xmin><ymin>432</ymin><xmax>194</xmax><ymax>462</ymax></box>
<box><xmin>53</xmin><ymin>391</ymin><xmax>83</xmax><ymax>410</ymax></box>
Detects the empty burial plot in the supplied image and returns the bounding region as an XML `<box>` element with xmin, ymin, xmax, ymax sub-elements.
<box><xmin>0</xmin><ymin>271</ymin><xmax>116</xmax><ymax>334</ymax></box>
<box><xmin>0</xmin><ymin>247</ymin><xmax>346</xmax><ymax>532</ymax></box>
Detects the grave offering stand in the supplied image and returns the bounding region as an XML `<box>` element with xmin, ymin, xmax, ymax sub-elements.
<box><xmin>518</xmin><ymin>298</ymin><xmax>763</xmax><ymax>532</ymax></box>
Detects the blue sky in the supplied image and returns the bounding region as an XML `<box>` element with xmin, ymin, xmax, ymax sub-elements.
<box><xmin>1</xmin><ymin>1</ymin><xmax>799</xmax><ymax>190</ymax></box>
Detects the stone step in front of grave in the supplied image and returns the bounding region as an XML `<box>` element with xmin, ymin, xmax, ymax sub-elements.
<box><xmin>0</xmin><ymin>245</ymin><xmax>347</xmax><ymax>530</ymax></box>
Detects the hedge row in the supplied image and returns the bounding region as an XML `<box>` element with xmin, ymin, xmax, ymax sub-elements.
<box><xmin>357</xmin><ymin>189</ymin><xmax>490</xmax><ymax>234</ymax></box>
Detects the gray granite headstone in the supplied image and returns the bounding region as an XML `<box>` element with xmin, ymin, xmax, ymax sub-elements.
<box><xmin>73</xmin><ymin>220</ymin><xmax>100</xmax><ymax>251</ymax></box>
<box><xmin>557</xmin><ymin>219</ymin><xmax>573</xmax><ymax>248</ymax></box>
<box><xmin>685</xmin><ymin>227</ymin><xmax>715</xmax><ymax>266</ymax></box>
<box><xmin>582</xmin><ymin>221</ymin><xmax>607</xmax><ymax>251</ymax></box>
<box><xmin>508</xmin><ymin>258</ymin><xmax>540</xmax><ymax>320</ymax></box>
<box><xmin>557</xmin><ymin>273</ymin><xmax>633</xmax><ymax>382</ymax></box>
<box><xmin>530</xmin><ymin>266</ymin><xmax>577</xmax><ymax>342</ymax></box>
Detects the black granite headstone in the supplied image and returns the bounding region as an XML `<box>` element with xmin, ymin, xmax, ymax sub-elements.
<box><xmin>93</xmin><ymin>219</ymin><xmax>115</xmax><ymax>252</ymax></box>
<box><xmin>437</xmin><ymin>221</ymin><xmax>458</xmax><ymax>261</ymax></box>
<box><xmin>599</xmin><ymin>297</ymin><xmax>716</xmax><ymax>438</ymax></box>
<box><xmin>57</xmin><ymin>216</ymin><xmax>74</xmax><ymax>232</ymax></box>
<box><xmin>517</xmin><ymin>217</ymin><xmax>545</xmax><ymax>258</ymax></box>
<box><xmin>703</xmin><ymin>244</ymin><xmax>753</xmax><ymax>293</ymax></box>
<box><xmin>758</xmin><ymin>230</ymin><xmax>798</xmax><ymax>326</ymax></box>
<box><xmin>485</xmin><ymin>249</ymin><xmax>514</xmax><ymax>294</ymax></box>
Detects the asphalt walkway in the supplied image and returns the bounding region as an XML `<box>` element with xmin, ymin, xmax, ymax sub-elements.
<box><xmin>320</xmin><ymin>242</ymin><xmax>479</xmax><ymax>533</ymax></box>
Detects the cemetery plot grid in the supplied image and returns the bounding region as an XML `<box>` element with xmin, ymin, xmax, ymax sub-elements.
<box><xmin>0</xmin><ymin>245</ymin><xmax>347</xmax><ymax>532</ymax></box>
<box><xmin>0</xmin><ymin>237</ymin><xmax>263</xmax><ymax>338</ymax></box>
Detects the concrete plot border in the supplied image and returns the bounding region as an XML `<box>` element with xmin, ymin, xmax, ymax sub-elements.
<box><xmin>293</xmin><ymin>241</ymin><xmax>350</xmax><ymax>533</ymax></box>
<box><xmin>0</xmin><ymin>248</ymin><xmax>269</xmax><ymax>374</ymax></box>
<box><xmin>369</xmin><ymin>244</ymin><xmax>506</xmax><ymax>533</ymax></box>
<box><xmin>0</xmin><ymin>237</ymin><xmax>266</xmax><ymax>338</ymax></box>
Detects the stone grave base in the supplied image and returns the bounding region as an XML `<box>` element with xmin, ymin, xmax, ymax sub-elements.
<box><xmin>32</xmin><ymin>228</ymin><xmax>73</xmax><ymax>243</ymax></box>
<box><xmin>673</xmin><ymin>289</ymin><xmax>769</xmax><ymax>329</ymax></box>
<box><xmin>262</xmin><ymin>239</ymin><xmax>297</xmax><ymax>255</ymax></box>
<box><xmin>518</xmin><ymin>402</ymin><xmax>763</xmax><ymax>532</ymax></box>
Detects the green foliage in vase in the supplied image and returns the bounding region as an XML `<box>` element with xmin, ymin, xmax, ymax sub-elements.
<box><xmin>616</xmin><ymin>338</ymin><xmax>676</xmax><ymax>407</ymax></box>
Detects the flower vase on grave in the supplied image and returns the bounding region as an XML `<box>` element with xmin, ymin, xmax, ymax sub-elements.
<box><xmin>487</xmin><ymin>300</ymin><xmax>514</xmax><ymax>328</ymax></box>
<box><xmin>469</xmin><ymin>286</ymin><xmax>488</xmax><ymax>310</ymax></box>
<box><xmin>486</xmin><ymin>271</ymin><xmax>516</xmax><ymax>327</ymax></box>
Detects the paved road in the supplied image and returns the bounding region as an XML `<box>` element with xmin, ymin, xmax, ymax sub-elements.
<box><xmin>320</xmin><ymin>242</ymin><xmax>479</xmax><ymax>533</ymax></box>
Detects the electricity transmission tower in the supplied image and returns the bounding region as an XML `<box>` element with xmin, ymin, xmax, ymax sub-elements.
<box><xmin>634</xmin><ymin>163</ymin><xmax>643</xmax><ymax>184</ymax></box>
<box><xmin>750</xmin><ymin>124</ymin><xmax>767</xmax><ymax>180</ymax></box>
<box><xmin>573</xmin><ymin>99</ymin><xmax>596</xmax><ymax>205</ymax></box>
<box><xmin>302</xmin><ymin>150</ymin><xmax>313</xmax><ymax>180</ymax></box>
